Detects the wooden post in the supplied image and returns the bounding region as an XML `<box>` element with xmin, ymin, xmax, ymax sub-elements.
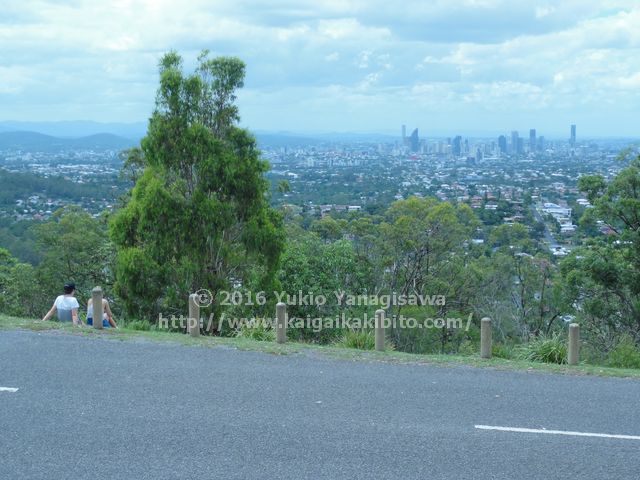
<box><xmin>480</xmin><ymin>317</ymin><xmax>492</xmax><ymax>359</ymax></box>
<box><xmin>276</xmin><ymin>302</ymin><xmax>287</xmax><ymax>344</ymax></box>
<box><xmin>375</xmin><ymin>309</ymin><xmax>385</xmax><ymax>351</ymax></box>
<box><xmin>188</xmin><ymin>294</ymin><xmax>200</xmax><ymax>337</ymax></box>
<box><xmin>568</xmin><ymin>323</ymin><xmax>580</xmax><ymax>365</ymax></box>
<box><xmin>92</xmin><ymin>287</ymin><xmax>103</xmax><ymax>330</ymax></box>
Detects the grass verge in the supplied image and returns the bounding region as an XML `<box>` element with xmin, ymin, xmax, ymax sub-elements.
<box><xmin>2</xmin><ymin>314</ymin><xmax>640</xmax><ymax>379</ymax></box>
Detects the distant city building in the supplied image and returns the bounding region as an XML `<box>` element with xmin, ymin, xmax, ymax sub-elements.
<box><xmin>537</xmin><ymin>136</ymin><xmax>545</xmax><ymax>151</ymax></box>
<box><xmin>529</xmin><ymin>129</ymin><xmax>536</xmax><ymax>152</ymax></box>
<box><xmin>517</xmin><ymin>137</ymin><xmax>524</xmax><ymax>155</ymax></box>
<box><xmin>511</xmin><ymin>131</ymin><xmax>519</xmax><ymax>154</ymax></box>
<box><xmin>498</xmin><ymin>135</ymin><xmax>507</xmax><ymax>154</ymax></box>
<box><xmin>409</xmin><ymin>128</ymin><xmax>419</xmax><ymax>152</ymax></box>
<box><xmin>402</xmin><ymin>124</ymin><xmax>407</xmax><ymax>146</ymax></box>
<box><xmin>452</xmin><ymin>135</ymin><xmax>462</xmax><ymax>157</ymax></box>
<box><xmin>570</xmin><ymin>124</ymin><xmax>576</xmax><ymax>146</ymax></box>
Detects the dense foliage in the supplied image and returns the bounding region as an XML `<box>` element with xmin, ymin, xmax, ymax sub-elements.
<box><xmin>0</xmin><ymin>168</ymin><xmax>122</xmax><ymax>206</ymax></box>
<box><xmin>109</xmin><ymin>51</ymin><xmax>285</xmax><ymax>322</ymax></box>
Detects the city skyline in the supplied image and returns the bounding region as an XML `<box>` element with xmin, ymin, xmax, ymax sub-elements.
<box><xmin>1</xmin><ymin>1</ymin><xmax>639</xmax><ymax>137</ymax></box>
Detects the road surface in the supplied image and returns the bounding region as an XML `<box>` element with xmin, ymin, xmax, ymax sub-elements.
<box><xmin>1</xmin><ymin>330</ymin><xmax>639</xmax><ymax>479</ymax></box>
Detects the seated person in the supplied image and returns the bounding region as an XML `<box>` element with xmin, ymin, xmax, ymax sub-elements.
<box><xmin>42</xmin><ymin>282</ymin><xmax>81</xmax><ymax>326</ymax></box>
<box><xmin>86</xmin><ymin>297</ymin><xmax>118</xmax><ymax>328</ymax></box>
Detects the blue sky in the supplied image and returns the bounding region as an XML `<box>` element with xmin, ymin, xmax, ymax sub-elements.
<box><xmin>1</xmin><ymin>0</ymin><xmax>639</xmax><ymax>137</ymax></box>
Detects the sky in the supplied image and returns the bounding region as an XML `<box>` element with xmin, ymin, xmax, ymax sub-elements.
<box><xmin>1</xmin><ymin>0</ymin><xmax>639</xmax><ymax>138</ymax></box>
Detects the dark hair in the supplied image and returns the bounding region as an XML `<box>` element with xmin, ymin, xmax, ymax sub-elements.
<box><xmin>63</xmin><ymin>282</ymin><xmax>76</xmax><ymax>294</ymax></box>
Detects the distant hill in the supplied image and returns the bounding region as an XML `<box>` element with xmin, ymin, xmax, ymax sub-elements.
<box><xmin>0</xmin><ymin>123</ymin><xmax>400</xmax><ymax>152</ymax></box>
<box><xmin>0</xmin><ymin>131</ymin><xmax>138</xmax><ymax>152</ymax></box>
<box><xmin>254</xmin><ymin>131</ymin><xmax>398</xmax><ymax>148</ymax></box>
<box><xmin>0</xmin><ymin>121</ymin><xmax>146</xmax><ymax>139</ymax></box>
<box><xmin>255</xmin><ymin>133</ymin><xmax>324</xmax><ymax>148</ymax></box>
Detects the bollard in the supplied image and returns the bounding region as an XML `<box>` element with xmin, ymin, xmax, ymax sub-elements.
<box><xmin>480</xmin><ymin>317</ymin><xmax>492</xmax><ymax>359</ymax></box>
<box><xmin>188</xmin><ymin>294</ymin><xmax>200</xmax><ymax>337</ymax></box>
<box><xmin>92</xmin><ymin>287</ymin><xmax>103</xmax><ymax>330</ymax></box>
<box><xmin>276</xmin><ymin>302</ymin><xmax>287</xmax><ymax>344</ymax></box>
<box><xmin>568</xmin><ymin>323</ymin><xmax>580</xmax><ymax>365</ymax></box>
<box><xmin>375</xmin><ymin>309</ymin><xmax>385</xmax><ymax>351</ymax></box>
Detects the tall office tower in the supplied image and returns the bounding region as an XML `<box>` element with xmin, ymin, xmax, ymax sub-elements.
<box><xmin>498</xmin><ymin>135</ymin><xmax>507</xmax><ymax>154</ymax></box>
<box><xmin>570</xmin><ymin>124</ymin><xmax>576</xmax><ymax>146</ymax></box>
<box><xmin>402</xmin><ymin>125</ymin><xmax>407</xmax><ymax>146</ymax></box>
<box><xmin>529</xmin><ymin>129</ymin><xmax>537</xmax><ymax>152</ymax></box>
<box><xmin>538</xmin><ymin>136</ymin><xmax>545</xmax><ymax>151</ymax></box>
<box><xmin>517</xmin><ymin>138</ymin><xmax>524</xmax><ymax>155</ymax></box>
<box><xmin>409</xmin><ymin>128</ymin><xmax>419</xmax><ymax>152</ymax></box>
<box><xmin>464</xmin><ymin>139</ymin><xmax>469</xmax><ymax>154</ymax></box>
<box><xmin>452</xmin><ymin>135</ymin><xmax>462</xmax><ymax>157</ymax></box>
<box><xmin>511</xmin><ymin>131</ymin><xmax>519</xmax><ymax>154</ymax></box>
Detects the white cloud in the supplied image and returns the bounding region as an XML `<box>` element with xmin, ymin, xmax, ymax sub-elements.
<box><xmin>0</xmin><ymin>0</ymin><xmax>639</xmax><ymax>135</ymax></box>
<box><xmin>325</xmin><ymin>52</ymin><xmax>340</xmax><ymax>62</ymax></box>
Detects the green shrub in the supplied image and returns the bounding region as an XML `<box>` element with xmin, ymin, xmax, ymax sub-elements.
<box><xmin>492</xmin><ymin>343</ymin><xmax>514</xmax><ymax>359</ymax></box>
<box><xmin>518</xmin><ymin>333</ymin><xmax>567</xmax><ymax>364</ymax></box>
<box><xmin>607</xmin><ymin>336</ymin><xmax>640</xmax><ymax>369</ymax></box>
<box><xmin>234</xmin><ymin>321</ymin><xmax>275</xmax><ymax>342</ymax></box>
<box><xmin>125</xmin><ymin>319</ymin><xmax>152</xmax><ymax>331</ymax></box>
<box><xmin>580</xmin><ymin>344</ymin><xmax>607</xmax><ymax>365</ymax></box>
<box><xmin>334</xmin><ymin>330</ymin><xmax>376</xmax><ymax>350</ymax></box>
<box><xmin>457</xmin><ymin>340</ymin><xmax>477</xmax><ymax>356</ymax></box>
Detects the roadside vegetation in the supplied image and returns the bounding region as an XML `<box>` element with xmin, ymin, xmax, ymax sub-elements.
<box><xmin>3</xmin><ymin>314</ymin><xmax>640</xmax><ymax>379</ymax></box>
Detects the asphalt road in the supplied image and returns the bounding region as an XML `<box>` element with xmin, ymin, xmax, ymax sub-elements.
<box><xmin>530</xmin><ymin>203</ymin><xmax>558</xmax><ymax>249</ymax></box>
<box><xmin>1</xmin><ymin>330</ymin><xmax>640</xmax><ymax>479</ymax></box>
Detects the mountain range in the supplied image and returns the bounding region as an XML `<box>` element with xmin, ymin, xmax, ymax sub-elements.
<box><xmin>0</xmin><ymin>121</ymin><xmax>400</xmax><ymax>153</ymax></box>
<box><xmin>0</xmin><ymin>131</ymin><xmax>139</xmax><ymax>152</ymax></box>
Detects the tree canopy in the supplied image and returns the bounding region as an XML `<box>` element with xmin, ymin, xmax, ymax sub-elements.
<box><xmin>110</xmin><ymin>51</ymin><xmax>284</xmax><ymax>322</ymax></box>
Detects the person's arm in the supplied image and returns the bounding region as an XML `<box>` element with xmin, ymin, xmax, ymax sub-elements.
<box><xmin>42</xmin><ymin>303</ymin><xmax>57</xmax><ymax>321</ymax></box>
<box><xmin>104</xmin><ymin>301</ymin><xmax>117</xmax><ymax>328</ymax></box>
<box><xmin>71</xmin><ymin>308</ymin><xmax>79</xmax><ymax>326</ymax></box>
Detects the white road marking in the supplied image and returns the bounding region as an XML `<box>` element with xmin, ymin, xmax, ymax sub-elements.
<box><xmin>475</xmin><ymin>425</ymin><xmax>640</xmax><ymax>441</ymax></box>
<box><xmin>0</xmin><ymin>387</ymin><xmax>19</xmax><ymax>393</ymax></box>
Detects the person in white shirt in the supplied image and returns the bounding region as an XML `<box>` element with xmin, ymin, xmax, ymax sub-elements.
<box><xmin>41</xmin><ymin>282</ymin><xmax>81</xmax><ymax>326</ymax></box>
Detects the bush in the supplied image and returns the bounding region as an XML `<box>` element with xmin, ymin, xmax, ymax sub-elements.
<box><xmin>492</xmin><ymin>343</ymin><xmax>514</xmax><ymax>359</ymax></box>
<box><xmin>518</xmin><ymin>333</ymin><xmax>567</xmax><ymax>364</ymax></box>
<box><xmin>457</xmin><ymin>340</ymin><xmax>477</xmax><ymax>356</ymax></box>
<box><xmin>125</xmin><ymin>319</ymin><xmax>152</xmax><ymax>331</ymax></box>
<box><xmin>234</xmin><ymin>321</ymin><xmax>275</xmax><ymax>342</ymax></box>
<box><xmin>334</xmin><ymin>330</ymin><xmax>376</xmax><ymax>350</ymax></box>
<box><xmin>580</xmin><ymin>343</ymin><xmax>607</xmax><ymax>365</ymax></box>
<box><xmin>607</xmin><ymin>336</ymin><xmax>640</xmax><ymax>369</ymax></box>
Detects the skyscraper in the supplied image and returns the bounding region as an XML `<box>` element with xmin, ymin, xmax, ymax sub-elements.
<box><xmin>402</xmin><ymin>125</ymin><xmax>407</xmax><ymax>146</ymax></box>
<box><xmin>529</xmin><ymin>129</ymin><xmax>536</xmax><ymax>152</ymax></box>
<box><xmin>570</xmin><ymin>124</ymin><xmax>576</xmax><ymax>146</ymax></box>
<box><xmin>537</xmin><ymin>136</ymin><xmax>545</xmax><ymax>152</ymax></box>
<box><xmin>452</xmin><ymin>135</ymin><xmax>462</xmax><ymax>157</ymax></box>
<box><xmin>498</xmin><ymin>135</ymin><xmax>507</xmax><ymax>154</ymax></box>
<box><xmin>409</xmin><ymin>128</ymin><xmax>419</xmax><ymax>152</ymax></box>
<box><xmin>511</xmin><ymin>131</ymin><xmax>519</xmax><ymax>154</ymax></box>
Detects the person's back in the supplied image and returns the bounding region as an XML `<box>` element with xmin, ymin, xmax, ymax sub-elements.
<box><xmin>55</xmin><ymin>295</ymin><xmax>77</xmax><ymax>321</ymax></box>
<box><xmin>42</xmin><ymin>283</ymin><xmax>80</xmax><ymax>326</ymax></box>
